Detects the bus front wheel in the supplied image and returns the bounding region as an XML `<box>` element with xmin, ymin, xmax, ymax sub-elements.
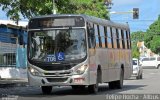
<box><xmin>41</xmin><ymin>86</ymin><xmax>52</xmax><ymax>94</ymax></box>
<box><xmin>88</xmin><ymin>71</ymin><xmax>99</xmax><ymax>93</ymax></box>
<box><xmin>71</xmin><ymin>85</ymin><xmax>85</xmax><ymax>90</ymax></box>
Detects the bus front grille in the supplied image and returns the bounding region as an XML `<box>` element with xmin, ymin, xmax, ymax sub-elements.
<box><xmin>44</xmin><ymin>71</ymin><xmax>72</xmax><ymax>76</ymax></box>
<box><xmin>46</xmin><ymin>78</ymin><xmax>68</xmax><ymax>82</ymax></box>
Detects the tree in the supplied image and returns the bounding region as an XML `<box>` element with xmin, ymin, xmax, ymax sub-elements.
<box><xmin>144</xmin><ymin>15</ymin><xmax>160</xmax><ymax>54</ymax></box>
<box><xmin>131</xmin><ymin>31</ymin><xmax>145</xmax><ymax>58</ymax></box>
<box><xmin>131</xmin><ymin>31</ymin><xmax>145</xmax><ymax>43</ymax></box>
<box><xmin>0</xmin><ymin>0</ymin><xmax>111</xmax><ymax>21</ymax></box>
<box><xmin>132</xmin><ymin>46</ymin><xmax>140</xmax><ymax>58</ymax></box>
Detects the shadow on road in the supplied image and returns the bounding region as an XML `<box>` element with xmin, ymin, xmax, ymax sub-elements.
<box><xmin>17</xmin><ymin>84</ymin><xmax>147</xmax><ymax>98</ymax></box>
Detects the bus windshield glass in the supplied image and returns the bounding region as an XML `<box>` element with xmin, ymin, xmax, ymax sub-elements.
<box><xmin>28</xmin><ymin>29</ymin><xmax>87</xmax><ymax>63</ymax></box>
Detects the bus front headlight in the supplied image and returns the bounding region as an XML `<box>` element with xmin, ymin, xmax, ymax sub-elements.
<box><xmin>74</xmin><ymin>64</ymin><xmax>88</xmax><ymax>75</ymax></box>
<box><xmin>28</xmin><ymin>67</ymin><xmax>42</xmax><ymax>76</ymax></box>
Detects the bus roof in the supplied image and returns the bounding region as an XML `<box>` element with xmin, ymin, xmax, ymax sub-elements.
<box><xmin>29</xmin><ymin>14</ymin><xmax>130</xmax><ymax>30</ymax></box>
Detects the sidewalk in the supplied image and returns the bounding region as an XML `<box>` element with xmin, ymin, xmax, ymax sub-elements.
<box><xmin>0</xmin><ymin>78</ymin><xmax>28</xmax><ymax>88</ymax></box>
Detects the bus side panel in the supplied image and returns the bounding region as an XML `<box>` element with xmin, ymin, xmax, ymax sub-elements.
<box><xmin>115</xmin><ymin>49</ymin><xmax>132</xmax><ymax>80</ymax></box>
<box><xmin>88</xmin><ymin>49</ymin><xmax>97</xmax><ymax>85</ymax></box>
<box><xmin>109</xmin><ymin>49</ymin><xmax>132</xmax><ymax>82</ymax></box>
<box><xmin>113</xmin><ymin>49</ymin><xmax>121</xmax><ymax>81</ymax></box>
<box><xmin>89</xmin><ymin>48</ymin><xmax>132</xmax><ymax>84</ymax></box>
<box><xmin>95</xmin><ymin>48</ymin><xmax>109</xmax><ymax>83</ymax></box>
<box><xmin>89</xmin><ymin>48</ymin><xmax>110</xmax><ymax>84</ymax></box>
<box><xmin>124</xmin><ymin>49</ymin><xmax>132</xmax><ymax>79</ymax></box>
<box><xmin>107</xmin><ymin>49</ymin><xmax>119</xmax><ymax>82</ymax></box>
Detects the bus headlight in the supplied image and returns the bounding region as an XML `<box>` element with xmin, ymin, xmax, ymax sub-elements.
<box><xmin>28</xmin><ymin>67</ymin><xmax>42</xmax><ymax>76</ymax></box>
<box><xmin>74</xmin><ymin>64</ymin><xmax>88</xmax><ymax>75</ymax></box>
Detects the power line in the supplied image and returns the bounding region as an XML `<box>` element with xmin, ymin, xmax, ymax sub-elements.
<box><xmin>112</xmin><ymin>20</ymin><xmax>156</xmax><ymax>22</ymax></box>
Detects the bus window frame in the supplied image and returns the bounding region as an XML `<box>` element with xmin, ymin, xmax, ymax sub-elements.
<box><xmin>121</xmin><ymin>29</ymin><xmax>125</xmax><ymax>49</ymax></box>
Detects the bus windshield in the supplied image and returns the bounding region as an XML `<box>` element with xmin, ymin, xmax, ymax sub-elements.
<box><xmin>28</xmin><ymin>29</ymin><xmax>87</xmax><ymax>63</ymax></box>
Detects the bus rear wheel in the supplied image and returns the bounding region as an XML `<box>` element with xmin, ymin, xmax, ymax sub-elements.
<box><xmin>109</xmin><ymin>81</ymin><xmax>115</xmax><ymax>89</ymax></box>
<box><xmin>41</xmin><ymin>86</ymin><xmax>52</xmax><ymax>94</ymax></box>
<box><xmin>115</xmin><ymin>68</ymin><xmax>124</xmax><ymax>89</ymax></box>
<box><xmin>109</xmin><ymin>68</ymin><xmax>124</xmax><ymax>89</ymax></box>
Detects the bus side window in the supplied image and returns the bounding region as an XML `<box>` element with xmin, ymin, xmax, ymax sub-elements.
<box><xmin>94</xmin><ymin>24</ymin><xmax>99</xmax><ymax>48</ymax></box>
<box><xmin>124</xmin><ymin>30</ymin><xmax>128</xmax><ymax>49</ymax></box>
<box><xmin>97</xmin><ymin>25</ymin><xmax>102</xmax><ymax>47</ymax></box>
<box><xmin>107</xmin><ymin>27</ymin><xmax>112</xmax><ymax>48</ymax></box>
<box><xmin>126</xmin><ymin>31</ymin><xmax>131</xmax><ymax>49</ymax></box>
<box><xmin>112</xmin><ymin>27</ymin><xmax>117</xmax><ymax>49</ymax></box>
<box><xmin>104</xmin><ymin>26</ymin><xmax>108</xmax><ymax>48</ymax></box>
<box><xmin>118</xmin><ymin>29</ymin><xmax>122</xmax><ymax>49</ymax></box>
<box><xmin>116</xmin><ymin>28</ymin><xmax>120</xmax><ymax>49</ymax></box>
<box><xmin>99</xmin><ymin>25</ymin><xmax>105</xmax><ymax>48</ymax></box>
<box><xmin>87</xmin><ymin>22</ymin><xmax>95</xmax><ymax>48</ymax></box>
<box><xmin>125</xmin><ymin>30</ymin><xmax>129</xmax><ymax>49</ymax></box>
<box><xmin>110</xmin><ymin>27</ymin><xmax>114</xmax><ymax>48</ymax></box>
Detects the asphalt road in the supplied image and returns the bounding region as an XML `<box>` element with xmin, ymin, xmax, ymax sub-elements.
<box><xmin>1</xmin><ymin>68</ymin><xmax>160</xmax><ymax>100</ymax></box>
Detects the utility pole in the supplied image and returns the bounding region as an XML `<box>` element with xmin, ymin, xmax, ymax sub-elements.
<box><xmin>53</xmin><ymin>0</ymin><xmax>56</xmax><ymax>14</ymax></box>
<box><xmin>109</xmin><ymin>11</ymin><xmax>133</xmax><ymax>14</ymax></box>
<box><xmin>110</xmin><ymin>8</ymin><xmax>139</xmax><ymax>19</ymax></box>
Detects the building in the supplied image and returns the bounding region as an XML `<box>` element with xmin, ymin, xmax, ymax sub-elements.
<box><xmin>137</xmin><ymin>41</ymin><xmax>158</xmax><ymax>58</ymax></box>
<box><xmin>0</xmin><ymin>20</ymin><xmax>28</xmax><ymax>79</ymax></box>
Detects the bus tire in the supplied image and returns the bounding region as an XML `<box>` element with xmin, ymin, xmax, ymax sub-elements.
<box><xmin>72</xmin><ymin>85</ymin><xmax>85</xmax><ymax>90</ymax></box>
<box><xmin>109</xmin><ymin>81</ymin><xmax>115</xmax><ymax>89</ymax></box>
<box><xmin>140</xmin><ymin>73</ymin><xmax>143</xmax><ymax>79</ymax></box>
<box><xmin>88</xmin><ymin>71</ymin><xmax>99</xmax><ymax>93</ymax></box>
<box><xmin>136</xmin><ymin>76</ymin><xmax>139</xmax><ymax>80</ymax></box>
<box><xmin>71</xmin><ymin>85</ymin><xmax>79</xmax><ymax>90</ymax></box>
<box><xmin>157</xmin><ymin>65</ymin><xmax>160</xmax><ymax>69</ymax></box>
<box><xmin>115</xmin><ymin>68</ymin><xmax>124</xmax><ymax>89</ymax></box>
<box><xmin>136</xmin><ymin>71</ymin><xmax>140</xmax><ymax>79</ymax></box>
<box><xmin>41</xmin><ymin>86</ymin><xmax>52</xmax><ymax>94</ymax></box>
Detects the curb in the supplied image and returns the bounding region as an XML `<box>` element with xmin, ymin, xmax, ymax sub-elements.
<box><xmin>0</xmin><ymin>79</ymin><xmax>28</xmax><ymax>88</ymax></box>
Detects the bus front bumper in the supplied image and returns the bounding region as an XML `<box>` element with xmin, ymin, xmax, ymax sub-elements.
<box><xmin>27</xmin><ymin>71</ymin><xmax>91</xmax><ymax>86</ymax></box>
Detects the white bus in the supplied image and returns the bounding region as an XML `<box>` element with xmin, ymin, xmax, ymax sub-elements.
<box><xmin>27</xmin><ymin>14</ymin><xmax>132</xmax><ymax>94</ymax></box>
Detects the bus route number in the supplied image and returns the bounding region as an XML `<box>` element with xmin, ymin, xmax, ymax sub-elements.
<box><xmin>46</xmin><ymin>55</ymin><xmax>56</xmax><ymax>62</ymax></box>
<box><xmin>46</xmin><ymin>52</ymin><xmax>65</xmax><ymax>62</ymax></box>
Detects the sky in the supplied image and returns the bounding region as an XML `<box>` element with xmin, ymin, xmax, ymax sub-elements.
<box><xmin>0</xmin><ymin>0</ymin><xmax>160</xmax><ymax>32</ymax></box>
<box><xmin>110</xmin><ymin>0</ymin><xmax>160</xmax><ymax>32</ymax></box>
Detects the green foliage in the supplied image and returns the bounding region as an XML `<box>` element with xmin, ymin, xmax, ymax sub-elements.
<box><xmin>0</xmin><ymin>0</ymin><xmax>110</xmax><ymax>21</ymax></box>
<box><xmin>71</xmin><ymin>0</ymin><xmax>109</xmax><ymax>19</ymax></box>
<box><xmin>132</xmin><ymin>47</ymin><xmax>140</xmax><ymax>58</ymax></box>
<box><xmin>131</xmin><ymin>31</ymin><xmax>145</xmax><ymax>58</ymax></box>
<box><xmin>131</xmin><ymin>31</ymin><xmax>145</xmax><ymax>43</ymax></box>
<box><xmin>144</xmin><ymin>15</ymin><xmax>160</xmax><ymax>54</ymax></box>
<box><xmin>131</xmin><ymin>15</ymin><xmax>160</xmax><ymax>55</ymax></box>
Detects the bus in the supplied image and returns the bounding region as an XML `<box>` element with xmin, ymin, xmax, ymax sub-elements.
<box><xmin>27</xmin><ymin>14</ymin><xmax>132</xmax><ymax>94</ymax></box>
